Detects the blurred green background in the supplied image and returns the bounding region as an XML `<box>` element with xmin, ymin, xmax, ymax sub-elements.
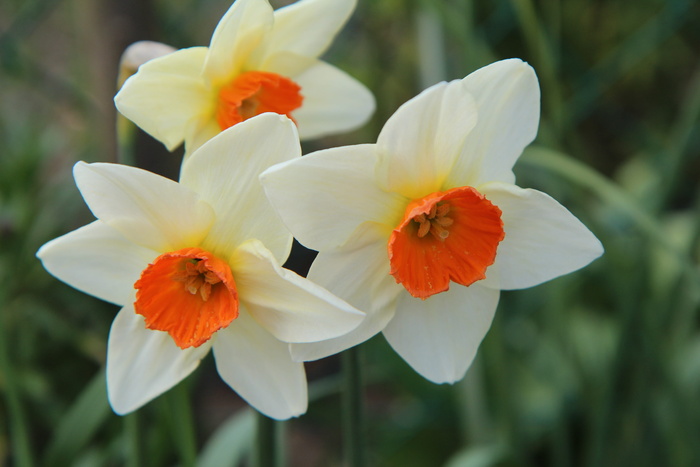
<box><xmin>1</xmin><ymin>0</ymin><xmax>699</xmax><ymax>465</ymax></box>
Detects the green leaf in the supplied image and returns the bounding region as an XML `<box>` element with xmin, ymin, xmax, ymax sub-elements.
<box><xmin>42</xmin><ymin>369</ymin><xmax>111</xmax><ymax>467</ymax></box>
<box><xmin>197</xmin><ymin>409</ymin><xmax>255</xmax><ymax>467</ymax></box>
<box><xmin>445</xmin><ymin>443</ymin><xmax>508</xmax><ymax>467</ymax></box>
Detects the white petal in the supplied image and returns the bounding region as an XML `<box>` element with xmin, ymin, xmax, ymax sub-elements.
<box><xmin>290</xmin><ymin>222</ymin><xmax>403</xmax><ymax>361</ymax></box>
<box><xmin>291</xmin><ymin>59</ymin><xmax>376</xmax><ymax>140</ymax></box>
<box><xmin>260</xmin><ymin>144</ymin><xmax>405</xmax><ymax>251</ymax></box>
<box><xmin>107</xmin><ymin>306</ymin><xmax>210</xmax><ymax>414</ymax></box>
<box><xmin>204</xmin><ymin>0</ymin><xmax>273</xmax><ymax>82</ymax></box>
<box><xmin>478</xmin><ymin>182</ymin><xmax>603</xmax><ymax>290</ymax></box>
<box><xmin>115</xmin><ymin>47</ymin><xmax>211</xmax><ymax>151</ymax></box>
<box><xmin>180</xmin><ymin>114</ymin><xmax>300</xmax><ymax>263</ymax></box>
<box><xmin>73</xmin><ymin>162</ymin><xmax>215</xmax><ymax>253</ymax></box>
<box><xmin>445</xmin><ymin>59</ymin><xmax>540</xmax><ymax>187</ymax></box>
<box><xmin>212</xmin><ymin>310</ymin><xmax>307</xmax><ymax>420</ymax></box>
<box><xmin>375</xmin><ymin>79</ymin><xmax>478</xmax><ymax>199</ymax></box>
<box><xmin>383</xmin><ymin>285</ymin><xmax>499</xmax><ymax>384</ymax></box>
<box><xmin>230</xmin><ymin>239</ymin><xmax>363</xmax><ymax>343</ymax></box>
<box><xmin>185</xmin><ymin>119</ymin><xmax>221</xmax><ymax>159</ymax></box>
<box><xmin>36</xmin><ymin>221</ymin><xmax>156</xmax><ymax>306</ymax></box>
<box><xmin>268</xmin><ymin>0</ymin><xmax>356</xmax><ymax>59</ymax></box>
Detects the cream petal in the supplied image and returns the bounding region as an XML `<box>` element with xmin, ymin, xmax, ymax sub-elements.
<box><xmin>375</xmin><ymin>79</ymin><xmax>478</xmax><ymax>199</ymax></box>
<box><xmin>260</xmin><ymin>144</ymin><xmax>405</xmax><ymax>251</ymax></box>
<box><xmin>107</xmin><ymin>306</ymin><xmax>211</xmax><ymax>415</ymax></box>
<box><xmin>117</xmin><ymin>41</ymin><xmax>177</xmax><ymax>89</ymax></box>
<box><xmin>268</xmin><ymin>0</ymin><xmax>356</xmax><ymax>59</ymax></box>
<box><xmin>230</xmin><ymin>239</ymin><xmax>363</xmax><ymax>343</ymax></box>
<box><xmin>212</xmin><ymin>310</ymin><xmax>307</xmax><ymax>420</ymax></box>
<box><xmin>383</xmin><ymin>285</ymin><xmax>499</xmax><ymax>384</ymax></box>
<box><xmin>180</xmin><ymin>114</ymin><xmax>299</xmax><ymax>263</ymax></box>
<box><xmin>478</xmin><ymin>182</ymin><xmax>603</xmax><ymax>290</ymax></box>
<box><xmin>289</xmin><ymin>222</ymin><xmax>403</xmax><ymax>361</ymax></box>
<box><xmin>291</xmin><ymin>59</ymin><xmax>376</xmax><ymax>140</ymax></box>
<box><xmin>36</xmin><ymin>221</ymin><xmax>157</xmax><ymax>306</ymax></box>
<box><xmin>445</xmin><ymin>59</ymin><xmax>540</xmax><ymax>188</ymax></box>
<box><xmin>257</xmin><ymin>50</ymin><xmax>315</xmax><ymax>78</ymax></box>
<box><xmin>115</xmin><ymin>47</ymin><xmax>211</xmax><ymax>151</ymax></box>
<box><xmin>185</xmin><ymin>119</ymin><xmax>221</xmax><ymax>159</ymax></box>
<box><xmin>204</xmin><ymin>0</ymin><xmax>273</xmax><ymax>82</ymax></box>
<box><xmin>73</xmin><ymin>162</ymin><xmax>215</xmax><ymax>253</ymax></box>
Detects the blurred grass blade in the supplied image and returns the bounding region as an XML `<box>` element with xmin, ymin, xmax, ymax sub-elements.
<box><xmin>160</xmin><ymin>382</ymin><xmax>198</xmax><ymax>466</ymax></box>
<box><xmin>0</xmin><ymin>294</ymin><xmax>34</xmax><ymax>467</ymax></box>
<box><xmin>567</xmin><ymin>0</ymin><xmax>693</xmax><ymax>125</ymax></box>
<box><xmin>42</xmin><ymin>369</ymin><xmax>110</xmax><ymax>467</ymax></box>
<box><xmin>508</xmin><ymin>0</ymin><xmax>563</xmax><ymax>137</ymax></box>
<box><xmin>445</xmin><ymin>443</ymin><xmax>508</xmax><ymax>467</ymax></box>
<box><xmin>658</xmin><ymin>64</ymin><xmax>700</xmax><ymax>208</ymax></box>
<box><xmin>455</xmin><ymin>358</ymin><xmax>493</xmax><ymax>445</ymax></box>
<box><xmin>123</xmin><ymin>412</ymin><xmax>143</xmax><ymax>467</ymax></box>
<box><xmin>198</xmin><ymin>409</ymin><xmax>254</xmax><ymax>467</ymax></box>
<box><xmin>415</xmin><ymin>6</ymin><xmax>447</xmax><ymax>88</ymax></box>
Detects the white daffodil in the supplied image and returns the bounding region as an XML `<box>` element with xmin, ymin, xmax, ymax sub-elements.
<box><xmin>37</xmin><ymin>114</ymin><xmax>363</xmax><ymax>420</ymax></box>
<box><xmin>115</xmin><ymin>0</ymin><xmax>375</xmax><ymax>156</ymax></box>
<box><xmin>260</xmin><ymin>59</ymin><xmax>604</xmax><ymax>384</ymax></box>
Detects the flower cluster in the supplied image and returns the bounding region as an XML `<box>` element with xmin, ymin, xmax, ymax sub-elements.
<box><xmin>37</xmin><ymin>0</ymin><xmax>602</xmax><ymax>420</ymax></box>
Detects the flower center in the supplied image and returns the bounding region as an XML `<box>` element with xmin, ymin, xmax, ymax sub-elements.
<box><xmin>134</xmin><ymin>247</ymin><xmax>238</xmax><ymax>349</ymax></box>
<box><xmin>388</xmin><ymin>186</ymin><xmax>505</xmax><ymax>299</ymax></box>
<box><xmin>216</xmin><ymin>71</ymin><xmax>303</xmax><ymax>131</ymax></box>
<box><xmin>413</xmin><ymin>202</ymin><xmax>454</xmax><ymax>240</ymax></box>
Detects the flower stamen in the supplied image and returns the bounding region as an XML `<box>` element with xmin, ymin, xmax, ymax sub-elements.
<box><xmin>172</xmin><ymin>259</ymin><xmax>222</xmax><ymax>301</ymax></box>
<box><xmin>414</xmin><ymin>201</ymin><xmax>454</xmax><ymax>240</ymax></box>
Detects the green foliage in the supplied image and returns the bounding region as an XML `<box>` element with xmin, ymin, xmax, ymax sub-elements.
<box><xmin>1</xmin><ymin>0</ymin><xmax>699</xmax><ymax>465</ymax></box>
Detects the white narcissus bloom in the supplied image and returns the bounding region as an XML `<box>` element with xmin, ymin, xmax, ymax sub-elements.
<box><xmin>37</xmin><ymin>114</ymin><xmax>364</xmax><ymax>420</ymax></box>
<box><xmin>260</xmin><ymin>59</ymin><xmax>604</xmax><ymax>384</ymax></box>
<box><xmin>115</xmin><ymin>0</ymin><xmax>375</xmax><ymax>156</ymax></box>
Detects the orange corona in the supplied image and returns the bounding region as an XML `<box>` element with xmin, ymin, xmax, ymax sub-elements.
<box><xmin>134</xmin><ymin>247</ymin><xmax>238</xmax><ymax>348</ymax></box>
<box><xmin>388</xmin><ymin>186</ymin><xmax>505</xmax><ymax>299</ymax></box>
<box><xmin>216</xmin><ymin>71</ymin><xmax>303</xmax><ymax>130</ymax></box>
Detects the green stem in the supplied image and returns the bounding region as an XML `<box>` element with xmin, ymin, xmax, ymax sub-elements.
<box><xmin>124</xmin><ymin>412</ymin><xmax>143</xmax><ymax>467</ymax></box>
<box><xmin>166</xmin><ymin>383</ymin><xmax>198</xmax><ymax>467</ymax></box>
<box><xmin>116</xmin><ymin>115</ymin><xmax>136</xmax><ymax>166</ymax></box>
<box><xmin>342</xmin><ymin>346</ymin><xmax>367</xmax><ymax>467</ymax></box>
<box><xmin>415</xmin><ymin>6</ymin><xmax>446</xmax><ymax>89</ymax></box>
<box><xmin>0</xmin><ymin>292</ymin><xmax>34</xmax><ymax>467</ymax></box>
<box><xmin>253</xmin><ymin>413</ymin><xmax>283</xmax><ymax>467</ymax></box>
<box><xmin>456</xmin><ymin>357</ymin><xmax>493</xmax><ymax>445</ymax></box>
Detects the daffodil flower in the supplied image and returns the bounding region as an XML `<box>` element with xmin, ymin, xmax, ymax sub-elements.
<box><xmin>260</xmin><ymin>59</ymin><xmax>604</xmax><ymax>384</ymax></box>
<box><xmin>115</xmin><ymin>0</ymin><xmax>375</xmax><ymax>156</ymax></box>
<box><xmin>37</xmin><ymin>114</ymin><xmax>364</xmax><ymax>419</ymax></box>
